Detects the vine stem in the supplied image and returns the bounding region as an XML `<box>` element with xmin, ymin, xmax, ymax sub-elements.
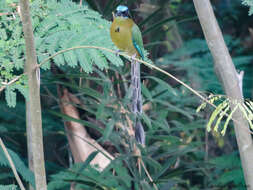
<box><xmin>0</xmin><ymin>138</ymin><xmax>25</xmax><ymax>190</ymax></box>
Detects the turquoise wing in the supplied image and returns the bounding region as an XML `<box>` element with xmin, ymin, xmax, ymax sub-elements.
<box><xmin>131</xmin><ymin>24</ymin><xmax>144</xmax><ymax>60</ymax></box>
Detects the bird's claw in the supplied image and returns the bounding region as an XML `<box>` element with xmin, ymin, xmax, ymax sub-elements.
<box><xmin>130</xmin><ymin>54</ymin><xmax>137</xmax><ymax>63</ymax></box>
<box><xmin>115</xmin><ymin>49</ymin><xmax>120</xmax><ymax>57</ymax></box>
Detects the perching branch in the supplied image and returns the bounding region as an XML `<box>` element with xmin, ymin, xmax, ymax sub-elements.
<box><xmin>37</xmin><ymin>46</ymin><xmax>211</xmax><ymax>103</ymax></box>
<box><xmin>193</xmin><ymin>0</ymin><xmax>253</xmax><ymax>189</ymax></box>
<box><xmin>1</xmin><ymin>45</ymin><xmax>251</xmax><ymax>132</ymax></box>
<box><xmin>0</xmin><ymin>45</ymin><xmax>212</xmax><ymax>106</ymax></box>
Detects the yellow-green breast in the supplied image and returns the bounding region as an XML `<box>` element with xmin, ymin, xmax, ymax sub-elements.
<box><xmin>110</xmin><ymin>17</ymin><xmax>138</xmax><ymax>57</ymax></box>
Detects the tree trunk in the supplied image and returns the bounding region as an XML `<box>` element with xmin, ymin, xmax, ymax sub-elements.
<box><xmin>193</xmin><ymin>0</ymin><xmax>253</xmax><ymax>189</ymax></box>
<box><xmin>25</xmin><ymin>100</ymin><xmax>34</xmax><ymax>190</ymax></box>
<box><xmin>19</xmin><ymin>0</ymin><xmax>47</xmax><ymax>189</ymax></box>
<box><xmin>59</xmin><ymin>88</ymin><xmax>113</xmax><ymax>169</ymax></box>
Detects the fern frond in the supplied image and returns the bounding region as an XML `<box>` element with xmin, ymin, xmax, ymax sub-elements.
<box><xmin>5</xmin><ymin>86</ymin><xmax>16</xmax><ymax>108</ymax></box>
<box><xmin>198</xmin><ymin>95</ymin><xmax>253</xmax><ymax>136</ymax></box>
<box><xmin>245</xmin><ymin>101</ymin><xmax>253</xmax><ymax>121</ymax></box>
<box><xmin>240</xmin><ymin>103</ymin><xmax>253</xmax><ymax>129</ymax></box>
<box><xmin>206</xmin><ymin>99</ymin><xmax>229</xmax><ymax>132</ymax></box>
<box><xmin>221</xmin><ymin>104</ymin><xmax>239</xmax><ymax>136</ymax></box>
<box><xmin>76</xmin><ymin>49</ymin><xmax>93</xmax><ymax>73</ymax></box>
<box><xmin>196</xmin><ymin>102</ymin><xmax>206</xmax><ymax>113</ymax></box>
<box><xmin>242</xmin><ymin>0</ymin><xmax>253</xmax><ymax>15</ymax></box>
<box><xmin>0</xmin><ymin>147</ymin><xmax>35</xmax><ymax>187</ymax></box>
<box><xmin>35</xmin><ymin>0</ymin><xmax>122</xmax><ymax>72</ymax></box>
<box><xmin>213</xmin><ymin>105</ymin><xmax>230</xmax><ymax>132</ymax></box>
<box><xmin>1</xmin><ymin>0</ymin><xmax>126</xmax><ymax>107</ymax></box>
<box><xmin>100</xmin><ymin>50</ymin><xmax>123</xmax><ymax>67</ymax></box>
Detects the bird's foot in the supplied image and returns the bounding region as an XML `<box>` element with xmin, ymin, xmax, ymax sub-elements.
<box><xmin>115</xmin><ymin>49</ymin><xmax>120</xmax><ymax>57</ymax></box>
<box><xmin>130</xmin><ymin>54</ymin><xmax>137</xmax><ymax>63</ymax></box>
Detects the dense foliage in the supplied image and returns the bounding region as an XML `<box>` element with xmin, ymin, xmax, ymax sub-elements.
<box><xmin>242</xmin><ymin>0</ymin><xmax>253</xmax><ymax>15</ymax></box>
<box><xmin>0</xmin><ymin>0</ymin><xmax>252</xmax><ymax>189</ymax></box>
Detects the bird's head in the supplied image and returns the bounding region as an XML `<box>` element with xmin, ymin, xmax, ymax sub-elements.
<box><xmin>115</xmin><ymin>5</ymin><xmax>130</xmax><ymax>18</ymax></box>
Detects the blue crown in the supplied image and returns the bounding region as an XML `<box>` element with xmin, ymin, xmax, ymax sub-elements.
<box><xmin>116</xmin><ymin>5</ymin><xmax>128</xmax><ymax>12</ymax></box>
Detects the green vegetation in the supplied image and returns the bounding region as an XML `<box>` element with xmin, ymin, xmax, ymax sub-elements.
<box><xmin>0</xmin><ymin>0</ymin><xmax>253</xmax><ymax>189</ymax></box>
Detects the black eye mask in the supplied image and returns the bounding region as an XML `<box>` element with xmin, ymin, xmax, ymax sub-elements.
<box><xmin>115</xmin><ymin>10</ymin><xmax>130</xmax><ymax>18</ymax></box>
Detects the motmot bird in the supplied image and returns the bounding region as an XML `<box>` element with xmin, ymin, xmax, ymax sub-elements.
<box><xmin>110</xmin><ymin>5</ymin><xmax>144</xmax><ymax>60</ymax></box>
<box><xmin>110</xmin><ymin>5</ymin><xmax>145</xmax><ymax>145</ymax></box>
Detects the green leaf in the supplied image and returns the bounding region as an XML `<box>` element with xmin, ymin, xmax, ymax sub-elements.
<box><xmin>78</xmin><ymin>151</ymin><xmax>99</xmax><ymax>172</ymax></box>
<box><xmin>144</xmin><ymin>76</ymin><xmax>177</xmax><ymax>96</ymax></box>
<box><xmin>141</xmin><ymin>113</ymin><xmax>152</xmax><ymax>129</ymax></box>
<box><xmin>48</xmin><ymin>110</ymin><xmax>103</xmax><ymax>133</ymax></box>
<box><xmin>77</xmin><ymin>49</ymin><xmax>93</xmax><ymax>73</ymax></box>
<box><xmin>206</xmin><ymin>99</ymin><xmax>228</xmax><ymax>132</ymax></box>
<box><xmin>0</xmin><ymin>147</ymin><xmax>35</xmax><ymax>187</ymax></box>
<box><xmin>101</xmin><ymin>50</ymin><xmax>124</xmax><ymax>67</ymax></box>
<box><xmin>154</xmin><ymin>99</ymin><xmax>193</xmax><ymax>120</ymax></box>
<box><xmin>103</xmin><ymin>119</ymin><xmax>115</xmax><ymax>141</ymax></box>
<box><xmin>242</xmin><ymin>0</ymin><xmax>253</xmax><ymax>15</ymax></box>
<box><xmin>89</xmin><ymin>49</ymin><xmax>108</xmax><ymax>70</ymax></box>
<box><xmin>5</xmin><ymin>86</ymin><xmax>16</xmax><ymax>108</ymax></box>
<box><xmin>221</xmin><ymin>104</ymin><xmax>239</xmax><ymax>136</ymax></box>
<box><xmin>141</xmin><ymin>84</ymin><xmax>153</xmax><ymax>100</ymax></box>
<box><xmin>213</xmin><ymin>105</ymin><xmax>230</xmax><ymax>132</ymax></box>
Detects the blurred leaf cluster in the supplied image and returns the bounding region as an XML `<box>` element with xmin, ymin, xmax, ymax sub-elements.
<box><xmin>242</xmin><ymin>0</ymin><xmax>253</xmax><ymax>15</ymax></box>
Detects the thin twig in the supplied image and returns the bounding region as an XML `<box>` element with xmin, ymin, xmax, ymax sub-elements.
<box><xmin>140</xmin><ymin>159</ymin><xmax>159</xmax><ymax>190</ymax></box>
<box><xmin>0</xmin><ymin>12</ymin><xmax>11</xmax><ymax>16</ymax></box>
<box><xmin>0</xmin><ymin>138</ymin><xmax>25</xmax><ymax>190</ymax></box>
<box><xmin>115</xmin><ymin>72</ymin><xmax>122</xmax><ymax>98</ymax></box>
<box><xmin>79</xmin><ymin>67</ymin><xmax>83</xmax><ymax>88</ymax></box>
<box><xmin>0</xmin><ymin>74</ymin><xmax>24</xmax><ymax>93</ymax></box>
